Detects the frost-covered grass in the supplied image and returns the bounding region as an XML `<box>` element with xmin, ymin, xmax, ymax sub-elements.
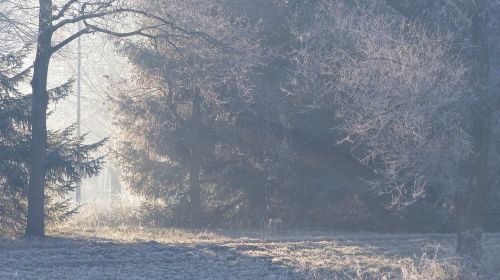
<box><xmin>1</xmin><ymin>206</ymin><xmax>499</xmax><ymax>279</ymax></box>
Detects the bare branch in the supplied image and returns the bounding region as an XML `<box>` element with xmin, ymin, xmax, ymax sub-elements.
<box><xmin>49</xmin><ymin>1</ymin><xmax>218</xmax><ymax>56</ymax></box>
<box><xmin>53</xmin><ymin>4</ymin><xmax>211</xmax><ymax>43</ymax></box>
<box><xmin>51</xmin><ymin>27</ymin><xmax>92</xmax><ymax>53</ymax></box>
<box><xmin>52</xmin><ymin>0</ymin><xmax>78</xmax><ymax>21</ymax></box>
<box><xmin>82</xmin><ymin>21</ymin><xmax>156</xmax><ymax>39</ymax></box>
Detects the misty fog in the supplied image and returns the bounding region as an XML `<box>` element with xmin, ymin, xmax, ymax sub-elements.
<box><xmin>1</xmin><ymin>0</ymin><xmax>500</xmax><ymax>279</ymax></box>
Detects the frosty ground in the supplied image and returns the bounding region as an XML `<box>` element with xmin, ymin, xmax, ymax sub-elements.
<box><xmin>1</xmin><ymin>225</ymin><xmax>500</xmax><ymax>279</ymax></box>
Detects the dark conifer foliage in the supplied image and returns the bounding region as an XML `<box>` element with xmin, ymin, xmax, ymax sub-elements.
<box><xmin>111</xmin><ymin>1</ymin><xmax>500</xmax><ymax>241</ymax></box>
<box><xmin>111</xmin><ymin>0</ymin><xmax>393</xmax><ymax>229</ymax></box>
<box><xmin>0</xmin><ymin>49</ymin><xmax>105</xmax><ymax>235</ymax></box>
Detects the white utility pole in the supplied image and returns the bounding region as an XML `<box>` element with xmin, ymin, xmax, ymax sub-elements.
<box><xmin>75</xmin><ymin>0</ymin><xmax>82</xmax><ymax>204</ymax></box>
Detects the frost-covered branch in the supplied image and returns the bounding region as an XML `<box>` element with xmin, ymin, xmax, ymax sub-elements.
<box><xmin>288</xmin><ymin>1</ymin><xmax>470</xmax><ymax>207</ymax></box>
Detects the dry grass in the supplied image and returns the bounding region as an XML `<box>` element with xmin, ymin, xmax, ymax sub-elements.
<box><xmin>1</xmin><ymin>204</ymin><xmax>493</xmax><ymax>279</ymax></box>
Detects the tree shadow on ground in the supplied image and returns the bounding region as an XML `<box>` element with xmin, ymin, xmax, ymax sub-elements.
<box><xmin>3</xmin><ymin>232</ymin><xmax>497</xmax><ymax>279</ymax></box>
<box><xmin>0</xmin><ymin>236</ymin><xmax>307</xmax><ymax>279</ymax></box>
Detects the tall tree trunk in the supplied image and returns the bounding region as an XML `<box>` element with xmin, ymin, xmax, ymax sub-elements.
<box><xmin>456</xmin><ymin>8</ymin><xmax>493</xmax><ymax>260</ymax></box>
<box><xmin>249</xmin><ymin>147</ymin><xmax>266</xmax><ymax>225</ymax></box>
<box><xmin>189</xmin><ymin>87</ymin><xmax>202</xmax><ymax>227</ymax></box>
<box><xmin>25</xmin><ymin>0</ymin><xmax>53</xmax><ymax>237</ymax></box>
<box><xmin>456</xmin><ymin>108</ymin><xmax>492</xmax><ymax>260</ymax></box>
<box><xmin>109</xmin><ymin>167</ymin><xmax>122</xmax><ymax>207</ymax></box>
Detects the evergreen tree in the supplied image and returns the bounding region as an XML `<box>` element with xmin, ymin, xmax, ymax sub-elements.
<box><xmin>0</xmin><ymin>48</ymin><xmax>105</xmax><ymax>235</ymax></box>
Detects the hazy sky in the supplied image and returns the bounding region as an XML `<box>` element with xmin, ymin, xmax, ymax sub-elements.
<box><xmin>47</xmin><ymin>33</ymin><xmax>136</xmax><ymax>205</ymax></box>
<box><xmin>48</xmin><ymin>35</ymin><xmax>131</xmax><ymax>143</ymax></box>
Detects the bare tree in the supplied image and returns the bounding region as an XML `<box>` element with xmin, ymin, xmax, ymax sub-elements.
<box><xmin>288</xmin><ymin>0</ymin><xmax>486</xmax><ymax>257</ymax></box>
<box><xmin>383</xmin><ymin>0</ymin><xmax>500</xmax><ymax>260</ymax></box>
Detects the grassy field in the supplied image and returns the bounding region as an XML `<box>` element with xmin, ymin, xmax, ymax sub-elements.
<box><xmin>1</xmin><ymin>208</ymin><xmax>499</xmax><ymax>279</ymax></box>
